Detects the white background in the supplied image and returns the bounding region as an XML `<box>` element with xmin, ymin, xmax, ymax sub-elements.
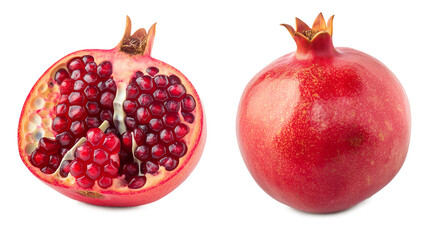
<box><xmin>1</xmin><ymin>0</ymin><xmax>428</xmax><ymax>239</ymax></box>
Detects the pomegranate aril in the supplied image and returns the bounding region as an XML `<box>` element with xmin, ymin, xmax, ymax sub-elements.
<box><xmin>93</xmin><ymin>148</ymin><xmax>109</xmax><ymax>165</ymax></box>
<box><xmin>74</xmin><ymin>80</ymin><xmax>87</xmax><ymax>91</ymax></box>
<box><xmin>136</xmin><ymin>107</ymin><xmax>151</xmax><ymax>124</ymax></box>
<box><xmin>153</xmin><ymin>89</ymin><xmax>169</xmax><ymax>102</ymax></box>
<box><xmin>98</xmin><ymin>176</ymin><xmax>113</xmax><ymax>189</ymax></box>
<box><xmin>100</xmin><ymin>110</ymin><xmax>113</xmax><ymax>123</ymax></box>
<box><xmin>100</xmin><ymin>92</ymin><xmax>115</xmax><ymax>108</ymax></box>
<box><xmin>60</xmin><ymin>79</ymin><xmax>74</xmax><ymax>93</ymax></box>
<box><xmin>149</xmin><ymin>118</ymin><xmax>163</xmax><ymax>132</ymax></box>
<box><xmin>135</xmin><ymin>145</ymin><xmax>149</xmax><ymax>161</ymax></box>
<box><xmin>85</xmin><ymin>117</ymin><xmax>100</xmax><ymax>128</ymax></box>
<box><xmin>82</xmin><ymin>55</ymin><xmax>94</xmax><ymax>64</ymax></box>
<box><xmin>163</xmin><ymin>113</ymin><xmax>180</xmax><ymax>128</ymax></box>
<box><xmin>122</xmin><ymin>162</ymin><xmax>139</xmax><ymax>180</ymax></box>
<box><xmin>169</xmin><ymin>141</ymin><xmax>187</xmax><ymax>158</ymax></box>
<box><xmin>133</xmin><ymin>128</ymin><xmax>145</xmax><ymax>145</ymax></box>
<box><xmin>136</xmin><ymin>76</ymin><xmax>154</xmax><ymax>92</ymax></box>
<box><xmin>181</xmin><ymin>95</ymin><xmax>196</xmax><ymax>112</ymax></box>
<box><xmin>168</xmin><ymin>75</ymin><xmax>181</xmax><ymax>84</ymax></box>
<box><xmin>41</xmin><ymin>166</ymin><xmax>55</xmax><ymax>174</ymax></box>
<box><xmin>70</xmin><ymin>121</ymin><xmax>86</xmax><ymax>136</ymax></box>
<box><xmin>70</xmin><ymin>160</ymin><xmax>85</xmax><ymax>177</ymax></box>
<box><xmin>126</xmin><ymin>83</ymin><xmax>140</xmax><ymax>99</ymax></box>
<box><xmin>30</xmin><ymin>149</ymin><xmax>48</xmax><ymax>167</ymax></box>
<box><xmin>146</xmin><ymin>67</ymin><xmax>159</xmax><ymax>76</ymax></box>
<box><xmin>102</xmin><ymin>133</ymin><xmax>121</xmax><ymax>154</ymax></box>
<box><xmin>164</xmin><ymin>100</ymin><xmax>180</xmax><ymax>112</ymax></box>
<box><xmin>84</xmin><ymin>86</ymin><xmax>99</xmax><ymax>100</ymax></box>
<box><xmin>86</xmin><ymin>101</ymin><xmax>101</xmax><ymax>115</ymax></box>
<box><xmin>123</xmin><ymin>100</ymin><xmax>137</xmax><ymax>114</ymax></box>
<box><xmin>154</xmin><ymin>75</ymin><xmax>169</xmax><ymax>88</ymax></box>
<box><xmin>174</xmin><ymin>123</ymin><xmax>189</xmax><ymax>139</ymax></box>
<box><xmin>85</xmin><ymin>62</ymin><xmax>97</xmax><ymax>73</ymax></box>
<box><xmin>144</xmin><ymin>161</ymin><xmax>159</xmax><ymax>175</ymax></box>
<box><xmin>149</xmin><ymin>102</ymin><xmax>166</xmax><ymax>116</ymax></box>
<box><xmin>160</xmin><ymin>129</ymin><xmax>175</xmax><ymax>144</ymax></box>
<box><xmin>68</xmin><ymin>92</ymin><xmax>85</xmax><ymax>104</ymax></box>
<box><xmin>77</xmin><ymin>175</ymin><xmax>95</xmax><ymax>188</ymax></box>
<box><xmin>125</xmin><ymin>117</ymin><xmax>137</xmax><ymax>129</ymax></box>
<box><xmin>160</xmin><ymin>156</ymin><xmax>179</xmax><ymax>171</ymax></box>
<box><xmin>52</xmin><ymin>116</ymin><xmax>69</xmax><ymax>132</ymax></box>
<box><xmin>86</xmin><ymin>163</ymin><xmax>101</xmax><ymax>180</ymax></box>
<box><xmin>76</xmin><ymin>144</ymin><xmax>93</xmax><ymax>162</ymax></box>
<box><xmin>39</xmin><ymin>138</ymin><xmax>60</xmax><ymax>154</ymax></box>
<box><xmin>56</xmin><ymin>132</ymin><xmax>73</xmax><ymax>147</ymax></box>
<box><xmin>56</xmin><ymin>104</ymin><xmax>68</xmax><ymax>116</ymax></box>
<box><xmin>86</xmin><ymin>128</ymin><xmax>104</xmax><ymax>146</ymax></box>
<box><xmin>104</xmin><ymin>163</ymin><xmax>119</xmax><ymax>177</ymax></box>
<box><xmin>55</xmin><ymin>69</ymin><xmax>69</xmax><ymax>84</ymax></box>
<box><xmin>135</xmin><ymin>71</ymin><xmax>144</xmax><ymax>78</ymax></box>
<box><xmin>128</xmin><ymin>176</ymin><xmax>147</xmax><ymax>189</ymax></box>
<box><xmin>68</xmin><ymin>58</ymin><xmax>85</xmax><ymax>72</ymax></box>
<box><xmin>83</xmin><ymin>72</ymin><xmax>99</xmax><ymax>85</ymax></box>
<box><xmin>151</xmin><ymin>144</ymin><xmax>167</xmax><ymax>159</ymax></box>
<box><xmin>48</xmin><ymin>154</ymin><xmax>61</xmax><ymax>169</ymax></box>
<box><xmin>137</xmin><ymin>94</ymin><xmax>154</xmax><ymax>107</ymax></box>
<box><xmin>71</xmin><ymin>69</ymin><xmax>85</xmax><ymax>80</ymax></box>
<box><xmin>97</xmin><ymin>61</ymin><xmax>113</xmax><ymax>78</ymax></box>
<box><xmin>121</xmin><ymin>131</ymin><xmax>133</xmax><ymax>152</ymax></box>
<box><xmin>104</xmin><ymin>78</ymin><xmax>117</xmax><ymax>92</ymax></box>
<box><xmin>60</xmin><ymin>160</ymin><xmax>72</xmax><ymax>177</ymax></box>
<box><xmin>182</xmin><ymin>112</ymin><xmax>195</xmax><ymax>123</ymax></box>
<box><xmin>68</xmin><ymin>105</ymin><xmax>86</xmax><ymax>120</ymax></box>
<box><xmin>167</xmin><ymin>84</ymin><xmax>186</xmax><ymax>99</ymax></box>
<box><xmin>146</xmin><ymin>133</ymin><xmax>159</xmax><ymax>146</ymax></box>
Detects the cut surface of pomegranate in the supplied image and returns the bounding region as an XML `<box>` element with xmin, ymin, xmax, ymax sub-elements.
<box><xmin>18</xmin><ymin>17</ymin><xmax>206</xmax><ymax>207</ymax></box>
<box><xmin>236</xmin><ymin>13</ymin><xmax>410</xmax><ymax>213</ymax></box>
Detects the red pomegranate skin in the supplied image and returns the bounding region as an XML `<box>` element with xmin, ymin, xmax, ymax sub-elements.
<box><xmin>236</xmin><ymin>14</ymin><xmax>411</xmax><ymax>213</ymax></box>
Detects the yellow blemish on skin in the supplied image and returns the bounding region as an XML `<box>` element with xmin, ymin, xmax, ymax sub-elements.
<box><xmin>371</xmin><ymin>160</ymin><xmax>375</xmax><ymax>165</ymax></box>
<box><xmin>385</xmin><ymin>120</ymin><xmax>393</xmax><ymax>131</ymax></box>
<box><xmin>378</xmin><ymin>132</ymin><xmax>385</xmax><ymax>141</ymax></box>
<box><xmin>366</xmin><ymin>175</ymin><xmax>371</xmax><ymax>185</ymax></box>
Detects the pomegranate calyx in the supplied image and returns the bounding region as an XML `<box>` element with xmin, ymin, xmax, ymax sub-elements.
<box><xmin>119</xmin><ymin>16</ymin><xmax>156</xmax><ymax>56</ymax></box>
<box><xmin>281</xmin><ymin>13</ymin><xmax>334</xmax><ymax>41</ymax></box>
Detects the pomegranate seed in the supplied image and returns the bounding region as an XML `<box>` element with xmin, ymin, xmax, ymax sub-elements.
<box><xmin>49</xmin><ymin>154</ymin><xmax>61</xmax><ymax>169</ymax></box>
<box><xmin>56</xmin><ymin>132</ymin><xmax>73</xmax><ymax>147</ymax></box>
<box><xmin>182</xmin><ymin>112</ymin><xmax>195</xmax><ymax>123</ymax></box>
<box><xmin>52</xmin><ymin>116</ymin><xmax>69</xmax><ymax>132</ymax></box>
<box><xmin>68</xmin><ymin>105</ymin><xmax>86</xmax><ymax>120</ymax></box>
<box><xmin>133</xmin><ymin>128</ymin><xmax>145</xmax><ymax>145</ymax></box>
<box><xmin>84</xmin><ymin>85</ymin><xmax>99</xmax><ymax>100</ymax></box>
<box><xmin>68</xmin><ymin>92</ymin><xmax>85</xmax><ymax>104</ymax></box>
<box><xmin>60</xmin><ymin>79</ymin><xmax>74</xmax><ymax>93</ymax></box>
<box><xmin>181</xmin><ymin>94</ymin><xmax>196</xmax><ymax>112</ymax></box>
<box><xmin>160</xmin><ymin>156</ymin><xmax>179</xmax><ymax>171</ymax></box>
<box><xmin>85</xmin><ymin>62</ymin><xmax>97</xmax><ymax>73</ymax></box>
<box><xmin>126</xmin><ymin>83</ymin><xmax>140</xmax><ymax>99</ymax></box>
<box><xmin>59</xmin><ymin>160</ymin><xmax>72</xmax><ymax>177</ymax></box>
<box><xmin>104</xmin><ymin>163</ymin><xmax>119</xmax><ymax>177</ymax></box>
<box><xmin>100</xmin><ymin>92</ymin><xmax>115</xmax><ymax>108</ymax></box>
<box><xmin>68</xmin><ymin>58</ymin><xmax>85</xmax><ymax>72</ymax></box>
<box><xmin>136</xmin><ymin>107</ymin><xmax>151</xmax><ymax>124</ymax></box>
<box><xmin>74</xmin><ymin>80</ymin><xmax>87</xmax><ymax>91</ymax></box>
<box><xmin>128</xmin><ymin>176</ymin><xmax>147</xmax><ymax>189</ymax></box>
<box><xmin>163</xmin><ymin>113</ymin><xmax>180</xmax><ymax>128</ymax></box>
<box><xmin>121</xmin><ymin>131</ymin><xmax>133</xmax><ymax>152</ymax></box>
<box><xmin>100</xmin><ymin>110</ymin><xmax>113</xmax><ymax>123</ymax></box>
<box><xmin>169</xmin><ymin>141</ymin><xmax>187</xmax><ymax>158</ymax></box>
<box><xmin>125</xmin><ymin>117</ymin><xmax>137</xmax><ymax>129</ymax></box>
<box><xmin>70</xmin><ymin>121</ymin><xmax>86</xmax><ymax>136</ymax></box>
<box><xmin>55</xmin><ymin>69</ymin><xmax>69</xmax><ymax>84</ymax></box>
<box><xmin>76</xmin><ymin>144</ymin><xmax>93</xmax><ymax>162</ymax></box>
<box><xmin>102</xmin><ymin>133</ymin><xmax>121</xmax><ymax>154</ymax></box>
<box><xmin>146</xmin><ymin>67</ymin><xmax>159</xmax><ymax>76</ymax></box>
<box><xmin>98</xmin><ymin>176</ymin><xmax>113</xmax><ymax>189</ymax></box>
<box><xmin>41</xmin><ymin>166</ymin><xmax>55</xmax><ymax>174</ymax></box>
<box><xmin>56</xmin><ymin>104</ymin><xmax>68</xmax><ymax>116</ymax></box>
<box><xmin>160</xmin><ymin>129</ymin><xmax>175</xmax><ymax>144</ymax></box>
<box><xmin>145</xmin><ymin>161</ymin><xmax>159</xmax><ymax>174</ymax></box>
<box><xmin>76</xmin><ymin>175</ymin><xmax>95</xmax><ymax>188</ymax></box>
<box><xmin>137</xmin><ymin>94</ymin><xmax>154</xmax><ymax>107</ymax></box>
<box><xmin>123</xmin><ymin>100</ymin><xmax>137</xmax><ymax>114</ymax></box>
<box><xmin>149</xmin><ymin>102</ymin><xmax>166</xmax><ymax>116</ymax></box>
<box><xmin>70</xmin><ymin>160</ymin><xmax>85</xmax><ymax>177</ymax></box>
<box><xmin>93</xmin><ymin>149</ymin><xmax>109</xmax><ymax>165</ymax></box>
<box><xmin>85</xmin><ymin>117</ymin><xmax>100</xmax><ymax>128</ymax></box>
<box><xmin>82</xmin><ymin>55</ymin><xmax>94</xmax><ymax>64</ymax></box>
<box><xmin>146</xmin><ymin>133</ymin><xmax>159</xmax><ymax>146</ymax></box>
<box><xmin>135</xmin><ymin>71</ymin><xmax>144</xmax><ymax>78</ymax></box>
<box><xmin>38</xmin><ymin>138</ymin><xmax>60</xmax><ymax>154</ymax></box>
<box><xmin>83</xmin><ymin>72</ymin><xmax>99</xmax><ymax>85</ymax></box>
<box><xmin>151</xmin><ymin>144</ymin><xmax>166</xmax><ymax>159</ymax></box>
<box><xmin>154</xmin><ymin>75</ymin><xmax>169</xmax><ymax>88</ymax></box>
<box><xmin>30</xmin><ymin>149</ymin><xmax>48</xmax><ymax>167</ymax></box>
<box><xmin>168</xmin><ymin>75</ymin><xmax>181</xmax><ymax>84</ymax></box>
<box><xmin>71</xmin><ymin>69</ymin><xmax>85</xmax><ymax>80</ymax></box>
<box><xmin>153</xmin><ymin>89</ymin><xmax>169</xmax><ymax>102</ymax></box>
<box><xmin>135</xmin><ymin>145</ymin><xmax>149</xmax><ymax>161</ymax></box>
<box><xmin>86</xmin><ymin>101</ymin><xmax>101</xmax><ymax>115</ymax></box>
<box><xmin>86</xmin><ymin>163</ymin><xmax>101</xmax><ymax>180</ymax></box>
<box><xmin>149</xmin><ymin>118</ymin><xmax>163</xmax><ymax>132</ymax></box>
<box><xmin>122</xmin><ymin>162</ymin><xmax>139</xmax><ymax>180</ymax></box>
<box><xmin>174</xmin><ymin>123</ymin><xmax>189</xmax><ymax>139</ymax></box>
<box><xmin>136</xmin><ymin>76</ymin><xmax>154</xmax><ymax>92</ymax></box>
<box><xmin>167</xmin><ymin>84</ymin><xmax>186</xmax><ymax>99</ymax></box>
<box><xmin>97</xmin><ymin>61</ymin><xmax>113</xmax><ymax>78</ymax></box>
<box><xmin>86</xmin><ymin>128</ymin><xmax>104</xmax><ymax>146</ymax></box>
<box><xmin>104</xmin><ymin>78</ymin><xmax>117</xmax><ymax>92</ymax></box>
<box><xmin>164</xmin><ymin>100</ymin><xmax>180</xmax><ymax>112</ymax></box>
<box><xmin>139</xmin><ymin>124</ymin><xmax>150</xmax><ymax>134</ymax></box>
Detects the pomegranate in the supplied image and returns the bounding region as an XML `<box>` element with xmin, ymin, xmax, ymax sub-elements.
<box><xmin>236</xmin><ymin>13</ymin><xmax>410</xmax><ymax>213</ymax></box>
<box><xmin>18</xmin><ymin>17</ymin><xmax>206</xmax><ymax>207</ymax></box>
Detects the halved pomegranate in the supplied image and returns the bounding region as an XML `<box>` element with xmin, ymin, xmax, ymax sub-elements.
<box><xmin>18</xmin><ymin>17</ymin><xmax>206</xmax><ymax>207</ymax></box>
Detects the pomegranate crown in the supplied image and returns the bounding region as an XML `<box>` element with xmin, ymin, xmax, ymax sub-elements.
<box><xmin>281</xmin><ymin>13</ymin><xmax>334</xmax><ymax>41</ymax></box>
<box><xmin>119</xmin><ymin>16</ymin><xmax>156</xmax><ymax>56</ymax></box>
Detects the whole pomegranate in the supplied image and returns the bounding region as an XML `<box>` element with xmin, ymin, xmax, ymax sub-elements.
<box><xmin>18</xmin><ymin>17</ymin><xmax>206</xmax><ymax>207</ymax></box>
<box><xmin>236</xmin><ymin>13</ymin><xmax>410</xmax><ymax>213</ymax></box>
